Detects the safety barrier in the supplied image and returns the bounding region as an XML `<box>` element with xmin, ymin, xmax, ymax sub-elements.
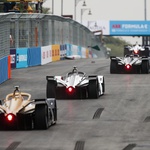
<box><xmin>0</xmin><ymin>43</ymin><xmax>91</xmax><ymax>84</ymax></box>
<box><xmin>0</xmin><ymin>56</ymin><xmax>11</xmax><ymax>84</ymax></box>
<box><xmin>28</xmin><ymin>47</ymin><xmax>41</xmax><ymax>67</ymax></box>
<box><xmin>9</xmin><ymin>43</ymin><xmax>91</xmax><ymax>69</ymax></box>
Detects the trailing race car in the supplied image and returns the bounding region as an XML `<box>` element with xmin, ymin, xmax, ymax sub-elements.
<box><xmin>46</xmin><ymin>67</ymin><xmax>105</xmax><ymax>99</ymax></box>
<box><xmin>110</xmin><ymin>54</ymin><xmax>149</xmax><ymax>74</ymax></box>
<box><xmin>0</xmin><ymin>86</ymin><xmax>57</xmax><ymax>130</ymax></box>
<box><xmin>124</xmin><ymin>42</ymin><xmax>150</xmax><ymax>57</ymax></box>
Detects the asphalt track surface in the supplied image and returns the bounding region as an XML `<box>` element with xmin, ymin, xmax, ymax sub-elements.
<box><xmin>0</xmin><ymin>58</ymin><xmax>150</xmax><ymax>150</ymax></box>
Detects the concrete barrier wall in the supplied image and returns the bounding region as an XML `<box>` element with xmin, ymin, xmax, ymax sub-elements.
<box><xmin>0</xmin><ymin>44</ymin><xmax>92</xmax><ymax>84</ymax></box>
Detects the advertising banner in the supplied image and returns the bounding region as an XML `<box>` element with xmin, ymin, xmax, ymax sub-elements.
<box><xmin>110</xmin><ymin>21</ymin><xmax>150</xmax><ymax>35</ymax></box>
<box><xmin>52</xmin><ymin>45</ymin><xmax>60</xmax><ymax>62</ymax></box>
<box><xmin>66</xmin><ymin>44</ymin><xmax>72</xmax><ymax>56</ymax></box>
<box><xmin>10</xmin><ymin>49</ymin><xmax>16</xmax><ymax>69</ymax></box>
<box><xmin>81</xmin><ymin>47</ymin><xmax>86</xmax><ymax>58</ymax></box>
<box><xmin>72</xmin><ymin>45</ymin><xmax>78</xmax><ymax>55</ymax></box>
<box><xmin>78</xmin><ymin>46</ymin><xmax>82</xmax><ymax>56</ymax></box>
<box><xmin>41</xmin><ymin>45</ymin><xmax>52</xmax><ymax>65</ymax></box>
<box><xmin>0</xmin><ymin>57</ymin><xmax>8</xmax><ymax>84</ymax></box>
<box><xmin>60</xmin><ymin>45</ymin><xmax>66</xmax><ymax>60</ymax></box>
<box><xmin>86</xmin><ymin>49</ymin><xmax>89</xmax><ymax>58</ymax></box>
<box><xmin>28</xmin><ymin>47</ymin><xmax>41</xmax><ymax>67</ymax></box>
<box><xmin>16</xmin><ymin>48</ymin><xmax>28</xmax><ymax>68</ymax></box>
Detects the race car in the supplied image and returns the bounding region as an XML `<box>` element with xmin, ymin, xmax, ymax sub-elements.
<box><xmin>110</xmin><ymin>54</ymin><xmax>149</xmax><ymax>74</ymax></box>
<box><xmin>46</xmin><ymin>67</ymin><xmax>105</xmax><ymax>99</ymax></box>
<box><xmin>124</xmin><ymin>42</ymin><xmax>150</xmax><ymax>57</ymax></box>
<box><xmin>0</xmin><ymin>86</ymin><xmax>57</xmax><ymax>130</ymax></box>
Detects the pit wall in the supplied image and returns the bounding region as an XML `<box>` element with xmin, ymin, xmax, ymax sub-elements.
<box><xmin>0</xmin><ymin>44</ymin><xmax>91</xmax><ymax>84</ymax></box>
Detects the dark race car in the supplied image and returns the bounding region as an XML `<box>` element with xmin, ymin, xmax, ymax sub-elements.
<box><xmin>0</xmin><ymin>86</ymin><xmax>57</xmax><ymax>130</ymax></box>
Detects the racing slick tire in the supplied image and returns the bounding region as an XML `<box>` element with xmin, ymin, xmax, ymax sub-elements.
<box><xmin>110</xmin><ymin>60</ymin><xmax>118</xmax><ymax>74</ymax></box>
<box><xmin>124</xmin><ymin>47</ymin><xmax>130</xmax><ymax>56</ymax></box>
<box><xmin>141</xmin><ymin>60</ymin><xmax>149</xmax><ymax>74</ymax></box>
<box><xmin>88</xmin><ymin>79</ymin><xmax>99</xmax><ymax>99</ymax></box>
<box><xmin>140</xmin><ymin>48</ymin><xmax>149</xmax><ymax>57</ymax></box>
<box><xmin>46</xmin><ymin>80</ymin><xmax>57</xmax><ymax>98</ymax></box>
<box><xmin>34</xmin><ymin>104</ymin><xmax>49</xmax><ymax>130</ymax></box>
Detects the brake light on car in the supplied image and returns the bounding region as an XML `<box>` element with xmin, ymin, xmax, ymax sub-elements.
<box><xmin>6</xmin><ymin>114</ymin><xmax>14</xmax><ymax>122</ymax></box>
<box><xmin>67</xmin><ymin>86</ymin><xmax>74</xmax><ymax>93</ymax></box>
<box><xmin>134</xmin><ymin>49</ymin><xmax>138</xmax><ymax>54</ymax></box>
<box><xmin>126</xmin><ymin>64</ymin><xmax>131</xmax><ymax>70</ymax></box>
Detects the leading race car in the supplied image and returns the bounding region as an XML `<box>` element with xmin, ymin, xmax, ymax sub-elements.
<box><xmin>110</xmin><ymin>54</ymin><xmax>149</xmax><ymax>74</ymax></box>
<box><xmin>124</xmin><ymin>42</ymin><xmax>150</xmax><ymax>57</ymax></box>
<box><xmin>46</xmin><ymin>67</ymin><xmax>105</xmax><ymax>99</ymax></box>
<box><xmin>0</xmin><ymin>86</ymin><xmax>57</xmax><ymax>130</ymax></box>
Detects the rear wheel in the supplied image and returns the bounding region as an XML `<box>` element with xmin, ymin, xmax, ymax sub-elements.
<box><xmin>46</xmin><ymin>80</ymin><xmax>57</xmax><ymax>98</ymax></box>
<box><xmin>140</xmin><ymin>48</ymin><xmax>149</xmax><ymax>57</ymax></box>
<box><xmin>110</xmin><ymin>60</ymin><xmax>118</xmax><ymax>73</ymax></box>
<box><xmin>88</xmin><ymin>79</ymin><xmax>99</xmax><ymax>99</ymax></box>
<box><xmin>141</xmin><ymin>60</ymin><xmax>149</xmax><ymax>74</ymax></box>
<box><xmin>34</xmin><ymin>105</ymin><xmax>49</xmax><ymax>130</ymax></box>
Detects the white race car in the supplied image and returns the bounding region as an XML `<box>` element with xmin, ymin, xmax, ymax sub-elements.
<box><xmin>110</xmin><ymin>54</ymin><xmax>149</xmax><ymax>74</ymax></box>
<box><xmin>46</xmin><ymin>67</ymin><xmax>105</xmax><ymax>99</ymax></box>
<box><xmin>124</xmin><ymin>42</ymin><xmax>150</xmax><ymax>57</ymax></box>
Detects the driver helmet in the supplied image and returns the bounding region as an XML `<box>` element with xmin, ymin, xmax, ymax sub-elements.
<box><xmin>72</xmin><ymin>66</ymin><xmax>78</xmax><ymax>73</ymax></box>
<box><xmin>13</xmin><ymin>86</ymin><xmax>21</xmax><ymax>98</ymax></box>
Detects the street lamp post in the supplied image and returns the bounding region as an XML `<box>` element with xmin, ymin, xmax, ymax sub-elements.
<box><xmin>74</xmin><ymin>0</ymin><xmax>86</xmax><ymax>21</ymax></box>
<box><xmin>81</xmin><ymin>8</ymin><xmax>92</xmax><ymax>24</ymax></box>
<box><xmin>144</xmin><ymin>0</ymin><xmax>147</xmax><ymax>20</ymax></box>
<box><xmin>52</xmin><ymin>0</ymin><xmax>54</xmax><ymax>14</ymax></box>
<box><xmin>143</xmin><ymin>0</ymin><xmax>149</xmax><ymax>45</ymax></box>
<box><xmin>61</xmin><ymin>0</ymin><xmax>63</xmax><ymax>16</ymax></box>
